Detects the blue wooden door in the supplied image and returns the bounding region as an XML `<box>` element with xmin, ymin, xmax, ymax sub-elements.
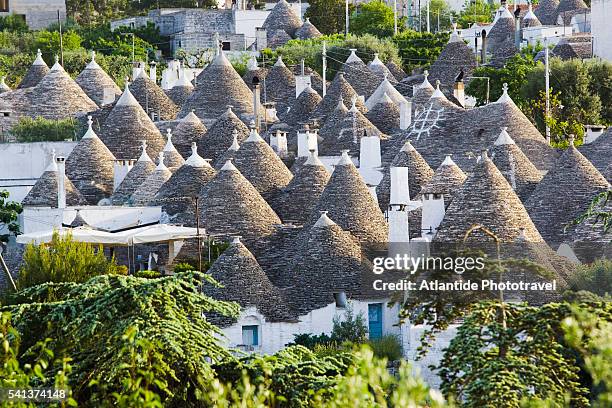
<box><xmin>368</xmin><ymin>303</ymin><xmax>383</xmax><ymax>339</ymax></box>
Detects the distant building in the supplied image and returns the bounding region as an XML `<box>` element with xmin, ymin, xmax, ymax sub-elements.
<box><xmin>592</xmin><ymin>0</ymin><xmax>611</xmax><ymax>60</ymax></box>
<box><xmin>0</xmin><ymin>0</ymin><xmax>66</xmax><ymax>30</ymax></box>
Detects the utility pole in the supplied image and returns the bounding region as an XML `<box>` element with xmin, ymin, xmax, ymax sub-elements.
<box><xmin>322</xmin><ymin>41</ymin><xmax>327</xmax><ymax>97</ymax></box>
<box><xmin>544</xmin><ymin>37</ymin><xmax>551</xmax><ymax>144</ymax></box>
<box><xmin>121</xmin><ymin>32</ymin><xmax>136</xmax><ymax>64</ymax></box>
<box><xmin>394</xmin><ymin>0</ymin><xmax>398</xmax><ymax>35</ymax></box>
<box><xmin>345</xmin><ymin>0</ymin><xmax>349</xmax><ymax>36</ymax></box>
<box><xmin>194</xmin><ymin>197</ymin><xmax>203</xmax><ymax>273</ymax></box>
<box><xmin>0</xmin><ymin>251</ymin><xmax>16</xmax><ymax>291</ymax></box>
<box><xmin>426</xmin><ymin>0</ymin><xmax>430</xmax><ymax>33</ymax></box>
<box><xmin>58</xmin><ymin>10</ymin><xmax>64</xmax><ymax>66</ymax></box>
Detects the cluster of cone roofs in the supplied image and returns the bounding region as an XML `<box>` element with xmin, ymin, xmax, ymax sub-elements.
<box><xmin>4</xmin><ymin>13</ymin><xmax>608</xmax><ymax>320</ymax></box>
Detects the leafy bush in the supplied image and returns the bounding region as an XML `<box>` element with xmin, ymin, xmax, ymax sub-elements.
<box><xmin>134</xmin><ymin>269</ymin><xmax>162</xmax><ymax>279</ymax></box>
<box><xmin>0</xmin><ymin>14</ymin><xmax>29</xmax><ymax>32</ymax></box>
<box><xmin>17</xmin><ymin>231</ymin><xmax>123</xmax><ymax>290</ymax></box>
<box><xmin>10</xmin><ymin>116</ymin><xmax>79</xmax><ymax>142</ymax></box>
<box><xmin>173</xmin><ymin>262</ymin><xmax>195</xmax><ymax>273</ymax></box>
<box><xmin>0</xmin><ymin>190</ymin><xmax>22</xmax><ymax>243</ymax></box>
<box><xmin>368</xmin><ymin>334</ymin><xmax>403</xmax><ymax>361</ymax></box>
<box><xmin>349</xmin><ymin>0</ymin><xmax>406</xmax><ymax>38</ymax></box>
<box><xmin>290</xmin><ymin>332</ymin><xmax>333</xmax><ymax>349</ymax></box>
<box><xmin>392</xmin><ymin>30</ymin><xmax>450</xmax><ymax>74</ymax></box>
<box><xmin>331</xmin><ymin>303</ymin><xmax>369</xmax><ymax>344</ymax></box>
<box><xmin>567</xmin><ymin>259</ymin><xmax>612</xmax><ymax>297</ymax></box>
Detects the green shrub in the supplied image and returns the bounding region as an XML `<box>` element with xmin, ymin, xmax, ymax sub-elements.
<box><xmin>368</xmin><ymin>334</ymin><xmax>403</xmax><ymax>361</ymax></box>
<box><xmin>0</xmin><ymin>15</ymin><xmax>28</xmax><ymax>32</ymax></box>
<box><xmin>17</xmin><ymin>231</ymin><xmax>123</xmax><ymax>290</ymax></box>
<box><xmin>567</xmin><ymin>259</ymin><xmax>612</xmax><ymax>297</ymax></box>
<box><xmin>10</xmin><ymin>116</ymin><xmax>79</xmax><ymax>142</ymax></box>
<box><xmin>331</xmin><ymin>303</ymin><xmax>368</xmax><ymax>344</ymax></box>
<box><xmin>134</xmin><ymin>269</ymin><xmax>162</xmax><ymax>279</ymax></box>
<box><xmin>173</xmin><ymin>262</ymin><xmax>195</xmax><ymax>273</ymax></box>
<box><xmin>289</xmin><ymin>332</ymin><xmax>333</xmax><ymax>349</ymax></box>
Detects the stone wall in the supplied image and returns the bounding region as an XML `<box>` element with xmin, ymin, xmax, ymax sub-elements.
<box><xmin>1</xmin><ymin>0</ymin><xmax>66</xmax><ymax>30</ymax></box>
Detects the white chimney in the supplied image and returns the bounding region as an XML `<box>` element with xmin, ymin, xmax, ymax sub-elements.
<box><xmin>149</xmin><ymin>63</ymin><xmax>157</xmax><ymax>82</ymax></box>
<box><xmin>453</xmin><ymin>81</ymin><xmax>465</xmax><ymax>108</ymax></box>
<box><xmin>359</xmin><ymin>135</ymin><xmax>381</xmax><ymax>171</ymax></box>
<box><xmin>132</xmin><ymin>61</ymin><xmax>144</xmax><ymax>81</ymax></box>
<box><xmin>390</xmin><ymin>166</ymin><xmax>410</xmax><ymax>206</ymax></box>
<box><xmin>584</xmin><ymin>125</ymin><xmax>606</xmax><ymax>144</ymax></box>
<box><xmin>270</xmin><ymin>130</ymin><xmax>288</xmax><ymax>157</ymax></box>
<box><xmin>400</xmin><ymin>100</ymin><xmax>412</xmax><ymax>130</ymax></box>
<box><xmin>56</xmin><ymin>156</ymin><xmax>66</xmax><ymax>209</ymax></box>
<box><xmin>421</xmin><ymin>193</ymin><xmax>445</xmax><ymax>237</ymax></box>
<box><xmin>297</xmin><ymin>125</ymin><xmax>318</xmax><ymax>157</ymax></box>
<box><xmin>295</xmin><ymin>75</ymin><xmax>312</xmax><ymax>97</ymax></box>
<box><xmin>256</xmin><ymin>27</ymin><xmax>267</xmax><ymax>51</ymax></box>
<box><xmin>113</xmin><ymin>159</ymin><xmax>135</xmax><ymax>191</ymax></box>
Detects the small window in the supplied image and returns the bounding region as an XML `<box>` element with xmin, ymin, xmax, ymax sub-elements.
<box><xmin>222</xmin><ymin>41</ymin><xmax>231</xmax><ymax>51</ymax></box>
<box><xmin>242</xmin><ymin>325</ymin><xmax>259</xmax><ymax>346</ymax></box>
<box><xmin>333</xmin><ymin>292</ymin><xmax>347</xmax><ymax>308</ymax></box>
<box><xmin>2</xmin><ymin>112</ymin><xmax>9</xmax><ymax>117</ymax></box>
<box><xmin>0</xmin><ymin>0</ymin><xmax>8</xmax><ymax>12</ymax></box>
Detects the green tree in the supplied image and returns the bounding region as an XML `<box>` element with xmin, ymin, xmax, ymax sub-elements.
<box><xmin>420</xmin><ymin>0</ymin><xmax>454</xmax><ymax>32</ymax></box>
<box><xmin>456</xmin><ymin>0</ymin><xmax>498</xmax><ymax>29</ymax></box>
<box><xmin>392</xmin><ymin>30</ymin><xmax>449</xmax><ymax>73</ymax></box>
<box><xmin>565</xmin><ymin>259</ymin><xmax>612</xmax><ymax>298</ymax></box>
<box><xmin>350</xmin><ymin>0</ymin><xmax>405</xmax><ymax>38</ymax></box>
<box><xmin>10</xmin><ymin>116</ymin><xmax>79</xmax><ymax>143</ymax></box>
<box><xmin>0</xmin><ymin>191</ymin><xmax>22</xmax><ymax>243</ymax></box>
<box><xmin>17</xmin><ymin>231</ymin><xmax>124</xmax><ymax>289</ymax></box>
<box><xmin>0</xmin><ymin>14</ymin><xmax>29</xmax><ymax>32</ymax></box>
<box><xmin>331</xmin><ymin>303</ymin><xmax>368</xmax><ymax>344</ymax></box>
<box><xmin>586</xmin><ymin>60</ymin><xmax>612</xmax><ymax>124</ymax></box>
<box><xmin>34</xmin><ymin>30</ymin><xmax>83</xmax><ymax>60</ymax></box>
<box><xmin>305</xmin><ymin>0</ymin><xmax>353</xmax><ymax>35</ymax></box>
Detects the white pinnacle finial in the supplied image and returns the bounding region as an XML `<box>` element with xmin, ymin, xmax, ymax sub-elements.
<box><xmin>82</xmin><ymin>115</ymin><xmax>98</xmax><ymax>139</ymax></box>
<box><xmin>137</xmin><ymin>140</ymin><xmax>152</xmax><ymax>162</ymax></box>
<box><xmin>50</xmin><ymin>55</ymin><xmax>62</xmax><ymax>71</ymax></box>
<box><xmin>275</xmin><ymin>55</ymin><xmax>286</xmax><ymax>67</ymax></box>
<box><xmin>156</xmin><ymin>151</ymin><xmax>168</xmax><ymax>170</ymax></box>
<box><xmin>431</xmin><ymin>80</ymin><xmax>444</xmax><ymax>98</ymax></box>
<box><xmin>569</xmin><ymin>134</ymin><xmax>576</xmax><ymax>146</ymax></box>
<box><xmin>91</xmin><ymin>51</ymin><xmax>96</xmax><ymax>61</ymax></box>
<box><xmin>245</xmin><ymin>125</ymin><xmax>264</xmax><ymax>143</ymax></box>
<box><xmin>45</xmin><ymin>149</ymin><xmax>58</xmax><ymax>171</ymax></box>
<box><xmin>314</xmin><ymin>211</ymin><xmax>336</xmax><ymax>227</ymax></box>
<box><xmin>231</xmin><ymin>236</ymin><xmax>242</xmax><ymax>244</ymax></box>
<box><xmin>33</xmin><ymin>49</ymin><xmax>46</xmax><ymax>66</ymax></box>
<box><xmin>420</xmin><ymin>70</ymin><xmax>432</xmax><ymax>89</ymax></box>
<box><xmin>349</xmin><ymin>96</ymin><xmax>358</xmax><ymax>112</ymax></box>
<box><xmin>229</xmin><ymin>129</ymin><xmax>240</xmax><ymax>150</ymax></box>
<box><xmin>220</xmin><ymin>159</ymin><xmax>238</xmax><ymax>171</ymax></box>
<box><xmin>337</xmin><ymin>150</ymin><xmax>352</xmax><ymax>165</ymax></box>
<box><xmin>494</xmin><ymin>126</ymin><xmax>515</xmax><ymax>145</ymax></box>
<box><xmin>305</xmin><ymin>149</ymin><xmax>324</xmax><ymax>166</ymax></box>
<box><xmin>441</xmin><ymin>154</ymin><xmax>456</xmax><ymax>166</ymax></box>
<box><xmin>166</xmin><ymin>128</ymin><xmax>172</xmax><ymax>143</ymax></box>
<box><xmin>497</xmin><ymin>83</ymin><xmax>512</xmax><ymax>103</ymax></box>
<box><xmin>185</xmin><ymin>142</ymin><xmax>209</xmax><ymax>167</ymax></box>
<box><xmin>55</xmin><ymin>55</ymin><xmax>59</xmax><ymax>64</ymax></box>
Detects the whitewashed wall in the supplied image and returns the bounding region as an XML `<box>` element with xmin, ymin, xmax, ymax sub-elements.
<box><xmin>592</xmin><ymin>0</ymin><xmax>612</xmax><ymax>61</ymax></box>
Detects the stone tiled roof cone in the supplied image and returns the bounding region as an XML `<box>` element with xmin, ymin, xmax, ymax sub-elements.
<box><xmin>99</xmin><ymin>83</ymin><xmax>166</xmax><ymax>160</ymax></box>
<box><xmin>17</xmin><ymin>49</ymin><xmax>49</xmax><ymax>89</ymax></box>
<box><xmin>487</xmin><ymin>6</ymin><xmax>516</xmax><ymax>55</ymax></box>
<box><xmin>408</xmin><ymin>71</ymin><xmax>436</xmax><ymax>111</ymax></box>
<box><xmin>153</xmin><ymin>142</ymin><xmax>216</xmax><ymax>225</ymax></box>
<box><xmin>242</xmin><ymin>55</ymin><xmax>267</xmax><ymax>90</ymax></box>
<box><xmin>419</xmin><ymin>155</ymin><xmax>467</xmax><ymax>206</ymax></box>
<box><xmin>66</xmin><ymin>116</ymin><xmax>117</xmax><ymax>205</ymax></box>
<box><xmin>580</xmin><ymin>129</ymin><xmax>611</xmax><ymax>182</ymax></box>
<box><xmin>199</xmin><ymin>106</ymin><xmax>250</xmax><ymax>163</ymax></box>
<box><xmin>295</xmin><ymin>18</ymin><xmax>322</xmax><ymax>40</ymax></box>
<box><xmin>291</xmin><ymin>65</ymin><xmax>326</xmax><ymax>95</ymax></box>
<box><xmin>367</xmin><ymin>54</ymin><xmax>396</xmax><ymax>83</ymax></box>
<box><xmin>309</xmin><ymin>72</ymin><xmax>366</xmax><ymax>124</ymax></box>
<box><xmin>340</xmin><ymin>49</ymin><xmax>382</xmax><ymax>99</ymax></box>
<box><xmin>204</xmin><ymin>237</ymin><xmax>296</xmax><ymax>326</ymax></box>
<box><xmin>275</xmin><ymin>150</ymin><xmax>331</xmax><ymax>224</ymax></box>
<box><xmin>285</xmin><ymin>212</ymin><xmax>370</xmax><ymax>314</ymax></box>
<box><xmin>27</xmin><ymin>57</ymin><xmax>99</xmax><ymax>120</ymax></box>
<box><xmin>263</xmin><ymin>56</ymin><xmax>296</xmax><ymax>116</ymax></box>
<box><xmin>435</xmin><ymin>151</ymin><xmax>543</xmax><ymax>242</ymax></box>
<box><xmin>522</xmin><ymin>4</ymin><xmax>542</xmax><ymax>27</ymax></box>
<box><xmin>525</xmin><ymin>137</ymin><xmax>610</xmax><ymax>246</ymax></box>
<box><xmin>130</xmin><ymin>152</ymin><xmax>172</xmax><ymax>206</ymax></box>
<box><xmin>181</xmin><ymin>50</ymin><xmax>254</xmax><ymax>123</ymax></box>
<box><xmin>279</xmin><ymin>85</ymin><xmax>321</xmax><ymax>129</ymax></box>
<box><xmin>214</xmin><ymin>129</ymin><xmax>241</xmax><ymax>170</ymax></box>
<box><xmin>165</xmin><ymin>69</ymin><xmax>194</xmax><ymax>107</ymax></box>
<box><xmin>171</xmin><ymin>110</ymin><xmax>207</xmax><ymax>159</ymax></box>
<box><xmin>556</xmin><ymin>0</ymin><xmax>588</xmax><ymax>15</ymax></box>
<box><xmin>310</xmin><ymin>151</ymin><xmax>389</xmax><ymax>245</ymax></box>
<box><xmin>377</xmin><ymin>140</ymin><xmax>434</xmax><ymax>212</ymax></box>
<box><xmin>129</xmin><ymin>70</ymin><xmax>179</xmax><ymax>121</ymax></box>
<box><xmin>110</xmin><ymin>141</ymin><xmax>156</xmax><ymax>205</ymax></box>
<box><xmin>489</xmin><ymin>127</ymin><xmax>543</xmax><ymax>202</ymax></box>
<box><xmin>197</xmin><ymin>160</ymin><xmax>281</xmax><ymax>255</ymax></box>
<box><xmin>366</xmin><ymin>92</ymin><xmax>401</xmax><ymax>134</ymax></box>
<box><xmin>75</xmin><ymin>51</ymin><xmax>121</xmax><ymax>106</ymax></box>
<box><xmin>22</xmin><ymin>150</ymin><xmax>88</xmax><ymax>207</ymax></box>
<box><xmin>366</xmin><ymin>73</ymin><xmax>408</xmax><ymax>110</ymax></box>
<box><xmin>535</xmin><ymin>0</ymin><xmax>560</xmax><ymax>25</ymax></box>
<box><xmin>385</xmin><ymin>60</ymin><xmax>407</xmax><ymax>82</ymax></box>
<box><xmin>232</xmin><ymin>126</ymin><xmax>293</xmax><ymax>210</ymax></box>
<box><xmin>262</xmin><ymin>0</ymin><xmax>302</xmax><ymax>38</ymax></box>
<box><xmin>428</xmin><ymin>27</ymin><xmax>477</xmax><ymax>94</ymax></box>
<box><xmin>161</xmin><ymin>129</ymin><xmax>185</xmax><ymax>171</ymax></box>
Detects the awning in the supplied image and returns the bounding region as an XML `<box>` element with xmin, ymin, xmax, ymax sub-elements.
<box><xmin>16</xmin><ymin>226</ymin><xmax>126</xmax><ymax>245</ymax></box>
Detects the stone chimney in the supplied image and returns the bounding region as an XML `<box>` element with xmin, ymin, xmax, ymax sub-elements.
<box><xmin>297</xmin><ymin>124</ymin><xmax>318</xmax><ymax>157</ymax></box>
<box><xmin>270</xmin><ymin>129</ymin><xmax>288</xmax><ymax>158</ymax></box>
<box><xmin>399</xmin><ymin>100</ymin><xmax>412</xmax><ymax>130</ymax></box>
<box><xmin>359</xmin><ymin>133</ymin><xmax>381</xmax><ymax>173</ymax></box>
<box><xmin>56</xmin><ymin>156</ymin><xmax>66</xmax><ymax>209</ymax></box>
<box><xmin>453</xmin><ymin>81</ymin><xmax>465</xmax><ymax>108</ymax></box>
<box><xmin>421</xmin><ymin>193</ymin><xmax>445</xmax><ymax>238</ymax></box>
<box><xmin>256</xmin><ymin>27</ymin><xmax>267</xmax><ymax>51</ymax></box>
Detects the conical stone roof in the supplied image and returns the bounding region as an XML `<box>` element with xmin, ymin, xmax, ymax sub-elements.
<box><xmin>295</xmin><ymin>18</ymin><xmax>322</xmax><ymax>40</ymax></box>
<box><xmin>368</xmin><ymin>54</ymin><xmax>395</xmax><ymax>80</ymax></box>
<box><xmin>429</xmin><ymin>32</ymin><xmax>477</xmax><ymax>94</ymax></box>
<box><xmin>199</xmin><ymin>106</ymin><xmax>249</xmax><ymax>163</ymax></box>
<box><xmin>420</xmin><ymin>155</ymin><xmax>468</xmax><ymax>206</ymax></box>
<box><xmin>161</xmin><ymin>129</ymin><xmax>185</xmax><ymax>171</ymax></box>
<box><xmin>525</xmin><ymin>139</ymin><xmax>610</xmax><ymax>245</ymax></box>
<box><xmin>490</xmin><ymin>127</ymin><xmax>543</xmax><ymax>202</ymax></box>
<box><xmin>377</xmin><ymin>140</ymin><xmax>434</xmax><ymax>212</ymax></box>
<box><xmin>17</xmin><ymin>49</ymin><xmax>49</xmax><ymax>89</ymax></box>
<box><xmin>232</xmin><ymin>127</ymin><xmax>293</xmax><ymax>209</ymax></box>
<box><xmin>66</xmin><ymin>116</ymin><xmax>117</xmax><ymax>205</ymax></box>
<box><xmin>172</xmin><ymin>110</ymin><xmax>207</xmax><ymax>158</ymax></box>
<box><xmin>204</xmin><ymin>237</ymin><xmax>296</xmax><ymax>326</ymax></box>
<box><xmin>263</xmin><ymin>56</ymin><xmax>296</xmax><ymax>116</ymax></box>
<box><xmin>214</xmin><ymin>130</ymin><xmax>241</xmax><ymax>170</ymax></box>
<box><xmin>535</xmin><ymin>0</ymin><xmax>560</xmax><ymax>25</ymax></box>
<box><xmin>129</xmin><ymin>71</ymin><xmax>179</xmax><ymax>121</ymax></box>
<box><xmin>267</xmin><ymin>29</ymin><xmax>293</xmax><ymax>49</ymax></box>
<box><xmin>165</xmin><ymin>70</ymin><xmax>194</xmax><ymax>107</ymax></box>
<box><xmin>198</xmin><ymin>160</ymin><xmax>281</xmax><ymax>255</ymax></box>
<box><xmin>522</xmin><ymin>5</ymin><xmax>542</xmax><ymax>27</ymax></box>
<box><xmin>110</xmin><ymin>141</ymin><xmax>156</xmax><ymax>205</ymax></box>
<box><xmin>275</xmin><ymin>150</ymin><xmax>330</xmax><ymax>224</ymax></box>
<box><xmin>27</xmin><ymin>58</ymin><xmax>98</xmax><ymax>120</ymax></box>
<box><xmin>286</xmin><ymin>212</ymin><xmax>370</xmax><ymax>314</ymax></box>
<box><xmin>75</xmin><ymin>51</ymin><xmax>121</xmax><ymax>106</ymax></box>
<box><xmin>409</xmin><ymin>71</ymin><xmax>436</xmax><ymax>112</ymax></box>
<box><xmin>366</xmin><ymin>74</ymin><xmax>408</xmax><ymax>110</ymax></box>
<box><xmin>556</xmin><ymin>0</ymin><xmax>588</xmax><ymax>15</ymax></box>
<box><xmin>99</xmin><ymin>84</ymin><xmax>166</xmax><ymax>160</ymax></box>
<box><xmin>262</xmin><ymin>0</ymin><xmax>302</xmax><ymax>37</ymax></box>
<box><xmin>580</xmin><ymin>129</ymin><xmax>611</xmax><ymax>182</ymax></box>
<box><xmin>279</xmin><ymin>85</ymin><xmax>321</xmax><ymax>128</ymax></box>
<box><xmin>309</xmin><ymin>151</ymin><xmax>388</xmax><ymax>245</ymax></box>
<box><xmin>181</xmin><ymin>50</ymin><xmax>254</xmax><ymax>123</ymax></box>
<box><xmin>386</xmin><ymin>60</ymin><xmax>407</xmax><ymax>82</ymax></box>
<box><xmin>22</xmin><ymin>151</ymin><xmax>88</xmax><ymax>207</ymax></box>
<box><xmin>435</xmin><ymin>152</ymin><xmax>543</xmax><ymax>242</ymax></box>
<box><xmin>309</xmin><ymin>72</ymin><xmax>366</xmax><ymax>124</ymax></box>
<box><xmin>487</xmin><ymin>7</ymin><xmax>516</xmax><ymax>54</ymax></box>
<box><xmin>153</xmin><ymin>142</ymin><xmax>216</xmax><ymax>225</ymax></box>
<box><xmin>317</xmin><ymin>97</ymin><xmax>349</xmax><ymax>145</ymax></box>
<box><xmin>366</xmin><ymin>93</ymin><xmax>400</xmax><ymax>134</ymax></box>
<box><xmin>130</xmin><ymin>152</ymin><xmax>172</xmax><ymax>206</ymax></box>
<box><xmin>340</xmin><ymin>50</ymin><xmax>382</xmax><ymax>99</ymax></box>
<box><xmin>291</xmin><ymin>65</ymin><xmax>326</xmax><ymax>96</ymax></box>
